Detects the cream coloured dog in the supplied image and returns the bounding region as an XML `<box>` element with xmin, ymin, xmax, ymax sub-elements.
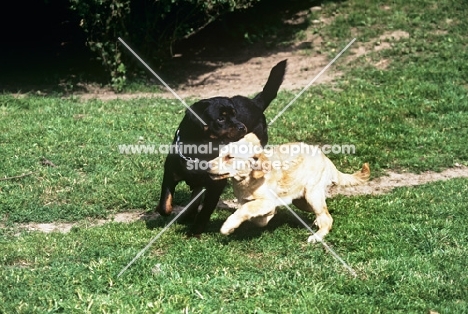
<box><xmin>208</xmin><ymin>133</ymin><xmax>370</xmax><ymax>242</ymax></box>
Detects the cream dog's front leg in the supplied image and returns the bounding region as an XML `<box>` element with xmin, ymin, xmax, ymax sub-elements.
<box><xmin>220</xmin><ymin>200</ymin><xmax>276</xmax><ymax>235</ymax></box>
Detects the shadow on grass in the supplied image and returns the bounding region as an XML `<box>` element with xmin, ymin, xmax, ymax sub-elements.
<box><xmin>218</xmin><ymin>210</ymin><xmax>315</xmax><ymax>242</ymax></box>
<box><xmin>160</xmin><ymin>0</ymin><xmax>327</xmax><ymax>86</ymax></box>
<box><xmin>142</xmin><ymin>205</ymin><xmax>315</xmax><ymax>242</ymax></box>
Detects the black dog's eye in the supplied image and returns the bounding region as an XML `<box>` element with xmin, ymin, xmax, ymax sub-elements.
<box><xmin>217</xmin><ymin>116</ymin><xmax>225</xmax><ymax>123</ymax></box>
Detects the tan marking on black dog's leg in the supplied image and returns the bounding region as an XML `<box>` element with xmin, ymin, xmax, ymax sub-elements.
<box><xmin>157</xmin><ymin>170</ymin><xmax>178</xmax><ymax>216</ymax></box>
<box><xmin>156</xmin><ymin>190</ymin><xmax>173</xmax><ymax>216</ymax></box>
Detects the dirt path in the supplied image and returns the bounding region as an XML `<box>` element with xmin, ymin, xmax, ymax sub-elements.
<box><xmin>329</xmin><ymin>165</ymin><xmax>468</xmax><ymax>197</ymax></box>
<box><xmin>16</xmin><ymin>165</ymin><xmax>468</xmax><ymax>234</ymax></box>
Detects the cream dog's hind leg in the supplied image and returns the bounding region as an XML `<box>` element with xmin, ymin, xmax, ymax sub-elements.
<box><xmin>293</xmin><ymin>189</ymin><xmax>333</xmax><ymax>243</ymax></box>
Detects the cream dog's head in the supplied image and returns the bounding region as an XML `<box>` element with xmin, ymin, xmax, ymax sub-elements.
<box><xmin>208</xmin><ymin>133</ymin><xmax>267</xmax><ymax>181</ymax></box>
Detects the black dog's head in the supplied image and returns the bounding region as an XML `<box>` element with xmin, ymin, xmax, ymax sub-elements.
<box><xmin>186</xmin><ymin>97</ymin><xmax>247</xmax><ymax>142</ymax></box>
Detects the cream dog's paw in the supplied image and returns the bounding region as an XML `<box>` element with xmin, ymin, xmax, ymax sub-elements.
<box><xmin>307</xmin><ymin>234</ymin><xmax>322</xmax><ymax>243</ymax></box>
<box><xmin>220</xmin><ymin>225</ymin><xmax>235</xmax><ymax>235</ymax></box>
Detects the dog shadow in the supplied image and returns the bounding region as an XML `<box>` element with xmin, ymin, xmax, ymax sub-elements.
<box><xmin>141</xmin><ymin>201</ymin><xmax>315</xmax><ymax>242</ymax></box>
<box><xmin>218</xmin><ymin>210</ymin><xmax>314</xmax><ymax>243</ymax></box>
<box><xmin>141</xmin><ymin>195</ymin><xmax>237</xmax><ymax>229</ymax></box>
<box><xmin>140</xmin><ymin>206</ymin><xmax>189</xmax><ymax>230</ymax></box>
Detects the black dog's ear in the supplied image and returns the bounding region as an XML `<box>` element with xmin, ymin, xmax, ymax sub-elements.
<box><xmin>186</xmin><ymin>100</ymin><xmax>210</xmax><ymax>130</ymax></box>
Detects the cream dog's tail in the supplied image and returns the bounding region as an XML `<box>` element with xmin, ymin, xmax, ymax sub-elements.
<box><xmin>333</xmin><ymin>162</ymin><xmax>370</xmax><ymax>186</ymax></box>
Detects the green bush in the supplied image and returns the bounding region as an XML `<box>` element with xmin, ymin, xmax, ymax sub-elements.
<box><xmin>69</xmin><ymin>0</ymin><xmax>260</xmax><ymax>90</ymax></box>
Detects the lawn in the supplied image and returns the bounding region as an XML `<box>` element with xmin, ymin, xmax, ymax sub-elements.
<box><xmin>1</xmin><ymin>0</ymin><xmax>468</xmax><ymax>312</ymax></box>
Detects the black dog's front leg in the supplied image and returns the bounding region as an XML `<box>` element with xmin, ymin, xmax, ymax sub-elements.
<box><xmin>178</xmin><ymin>186</ymin><xmax>204</xmax><ymax>222</ymax></box>
<box><xmin>156</xmin><ymin>163</ymin><xmax>179</xmax><ymax>216</ymax></box>
<box><xmin>189</xmin><ymin>179</ymin><xmax>227</xmax><ymax>236</ymax></box>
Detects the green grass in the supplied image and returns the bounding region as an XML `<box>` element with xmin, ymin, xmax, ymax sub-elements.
<box><xmin>1</xmin><ymin>180</ymin><xmax>467</xmax><ymax>313</ymax></box>
<box><xmin>1</xmin><ymin>0</ymin><xmax>468</xmax><ymax>312</ymax></box>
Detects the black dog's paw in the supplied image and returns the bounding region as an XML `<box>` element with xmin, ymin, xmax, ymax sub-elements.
<box><xmin>155</xmin><ymin>203</ymin><xmax>172</xmax><ymax>216</ymax></box>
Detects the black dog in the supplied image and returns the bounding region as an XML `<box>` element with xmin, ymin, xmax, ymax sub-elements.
<box><xmin>157</xmin><ymin>60</ymin><xmax>287</xmax><ymax>235</ymax></box>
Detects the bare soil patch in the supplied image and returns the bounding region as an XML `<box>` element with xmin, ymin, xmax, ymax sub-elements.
<box><xmin>79</xmin><ymin>45</ymin><xmax>335</xmax><ymax>101</ymax></box>
<box><xmin>78</xmin><ymin>28</ymin><xmax>410</xmax><ymax>101</ymax></box>
<box><xmin>329</xmin><ymin>165</ymin><xmax>468</xmax><ymax>197</ymax></box>
<box><xmin>346</xmin><ymin>30</ymin><xmax>410</xmax><ymax>69</ymax></box>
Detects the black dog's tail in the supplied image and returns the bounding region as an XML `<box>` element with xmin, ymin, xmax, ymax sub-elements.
<box><xmin>253</xmin><ymin>59</ymin><xmax>287</xmax><ymax>111</ymax></box>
